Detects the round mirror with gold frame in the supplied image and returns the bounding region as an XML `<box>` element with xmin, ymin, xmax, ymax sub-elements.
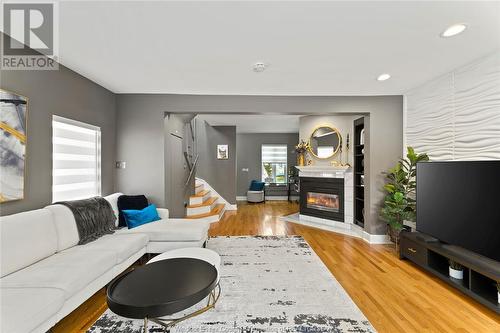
<box><xmin>308</xmin><ymin>126</ymin><xmax>342</xmax><ymax>159</ymax></box>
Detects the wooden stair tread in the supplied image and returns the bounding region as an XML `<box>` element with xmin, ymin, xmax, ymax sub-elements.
<box><xmin>187</xmin><ymin>197</ymin><xmax>217</xmax><ymax>208</ymax></box>
<box><xmin>186</xmin><ymin>204</ymin><xmax>225</xmax><ymax>219</ymax></box>
<box><xmin>191</xmin><ymin>189</ymin><xmax>209</xmax><ymax>198</ymax></box>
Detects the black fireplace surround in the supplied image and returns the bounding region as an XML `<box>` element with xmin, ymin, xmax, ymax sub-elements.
<box><xmin>299</xmin><ymin>177</ymin><xmax>344</xmax><ymax>222</ymax></box>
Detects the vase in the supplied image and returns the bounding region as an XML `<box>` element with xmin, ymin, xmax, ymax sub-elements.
<box><xmin>449</xmin><ymin>267</ymin><xmax>464</xmax><ymax>280</ymax></box>
<box><xmin>388</xmin><ymin>226</ymin><xmax>402</xmax><ymax>251</ymax></box>
<box><xmin>297</xmin><ymin>153</ymin><xmax>305</xmax><ymax>166</ymax></box>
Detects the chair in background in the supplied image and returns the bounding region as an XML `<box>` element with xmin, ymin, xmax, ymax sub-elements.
<box><xmin>247</xmin><ymin>180</ymin><xmax>265</xmax><ymax>203</ymax></box>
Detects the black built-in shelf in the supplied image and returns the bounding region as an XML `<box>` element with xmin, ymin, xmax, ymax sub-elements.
<box><xmin>353</xmin><ymin>117</ymin><xmax>365</xmax><ymax>228</ymax></box>
<box><xmin>400</xmin><ymin>231</ymin><xmax>500</xmax><ymax>314</ymax></box>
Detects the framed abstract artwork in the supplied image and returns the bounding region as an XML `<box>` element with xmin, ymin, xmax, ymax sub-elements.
<box><xmin>217</xmin><ymin>144</ymin><xmax>228</xmax><ymax>160</ymax></box>
<box><xmin>0</xmin><ymin>89</ymin><xmax>28</xmax><ymax>202</ymax></box>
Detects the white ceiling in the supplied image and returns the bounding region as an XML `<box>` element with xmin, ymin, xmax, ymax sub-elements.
<box><xmin>198</xmin><ymin>114</ymin><xmax>301</xmax><ymax>133</ymax></box>
<box><xmin>55</xmin><ymin>1</ymin><xmax>500</xmax><ymax>95</ymax></box>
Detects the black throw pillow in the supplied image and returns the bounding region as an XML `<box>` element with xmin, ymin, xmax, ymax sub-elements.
<box><xmin>117</xmin><ymin>194</ymin><xmax>149</xmax><ymax>227</ymax></box>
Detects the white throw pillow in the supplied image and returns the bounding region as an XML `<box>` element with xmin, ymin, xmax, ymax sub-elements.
<box><xmin>103</xmin><ymin>193</ymin><xmax>123</xmax><ymax>227</ymax></box>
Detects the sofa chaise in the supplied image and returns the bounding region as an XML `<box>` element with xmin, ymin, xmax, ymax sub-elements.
<box><xmin>0</xmin><ymin>193</ymin><xmax>209</xmax><ymax>333</ymax></box>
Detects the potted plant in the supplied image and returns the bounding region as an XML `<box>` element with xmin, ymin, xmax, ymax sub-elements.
<box><xmin>263</xmin><ymin>163</ymin><xmax>274</xmax><ymax>183</ymax></box>
<box><xmin>380</xmin><ymin>147</ymin><xmax>429</xmax><ymax>247</ymax></box>
<box><xmin>295</xmin><ymin>140</ymin><xmax>310</xmax><ymax>166</ymax></box>
<box><xmin>449</xmin><ymin>260</ymin><xmax>464</xmax><ymax>280</ymax></box>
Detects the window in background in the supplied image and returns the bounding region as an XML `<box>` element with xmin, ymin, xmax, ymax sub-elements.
<box><xmin>52</xmin><ymin>115</ymin><xmax>101</xmax><ymax>202</ymax></box>
<box><xmin>261</xmin><ymin>144</ymin><xmax>287</xmax><ymax>184</ymax></box>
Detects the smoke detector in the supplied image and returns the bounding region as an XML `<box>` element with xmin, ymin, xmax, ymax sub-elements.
<box><xmin>253</xmin><ymin>62</ymin><xmax>267</xmax><ymax>73</ymax></box>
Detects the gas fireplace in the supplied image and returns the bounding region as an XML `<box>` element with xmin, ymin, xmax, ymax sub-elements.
<box><xmin>300</xmin><ymin>177</ymin><xmax>344</xmax><ymax>221</ymax></box>
<box><xmin>306</xmin><ymin>192</ymin><xmax>340</xmax><ymax>212</ymax></box>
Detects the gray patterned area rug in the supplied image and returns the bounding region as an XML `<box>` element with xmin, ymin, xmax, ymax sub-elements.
<box><xmin>88</xmin><ymin>236</ymin><xmax>375</xmax><ymax>333</ymax></box>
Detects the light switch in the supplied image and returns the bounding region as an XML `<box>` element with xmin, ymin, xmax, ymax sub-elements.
<box><xmin>116</xmin><ymin>161</ymin><xmax>126</xmax><ymax>169</ymax></box>
<box><xmin>242</xmin><ymin>168</ymin><xmax>249</xmax><ymax>172</ymax></box>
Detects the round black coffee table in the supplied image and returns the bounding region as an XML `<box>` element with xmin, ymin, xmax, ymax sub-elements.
<box><xmin>107</xmin><ymin>257</ymin><xmax>220</xmax><ymax>332</ymax></box>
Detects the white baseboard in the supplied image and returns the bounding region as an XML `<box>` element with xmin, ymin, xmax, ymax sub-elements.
<box><xmin>236</xmin><ymin>196</ymin><xmax>247</xmax><ymax>201</ymax></box>
<box><xmin>226</xmin><ymin>204</ymin><xmax>237</xmax><ymax>210</ymax></box>
<box><xmin>265</xmin><ymin>196</ymin><xmax>288</xmax><ymax>201</ymax></box>
<box><xmin>362</xmin><ymin>231</ymin><xmax>391</xmax><ymax>244</ymax></box>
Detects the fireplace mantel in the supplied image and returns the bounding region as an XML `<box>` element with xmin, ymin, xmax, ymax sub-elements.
<box><xmin>296</xmin><ymin>165</ymin><xmax>354</xmax><ymax>226</ymax></box>
<box><xmin>296</xmin><ymin>165</ymin><xmax>351</xmax><ymax>178</ymax></box>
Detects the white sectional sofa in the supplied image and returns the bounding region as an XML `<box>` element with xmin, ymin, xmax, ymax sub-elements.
<box><xmin>0</xmin><ymin>193</ymin><xmax>209</xmax><ymax>333</ymax></box>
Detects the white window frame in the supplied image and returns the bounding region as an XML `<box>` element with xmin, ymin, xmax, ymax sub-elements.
<box><xmin>52</xmin><ymin>115</ymin><xmax>101</xmax><ymax>202</ymax></box>
<box><xmin>261</xmin><ymin>144</ymin><xmax>288</xmax><ymax>184</ymax></box>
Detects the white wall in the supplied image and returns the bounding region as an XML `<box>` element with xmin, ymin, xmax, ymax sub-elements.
<box><xmin>404</xmin><ymin>52</ymin><xmax>500</xmax><ymax>160</ymax></box>
<box><xmin>299</xmin><ymin>115</ymin><xmax>360</xmax><ymax>166</ymax></box>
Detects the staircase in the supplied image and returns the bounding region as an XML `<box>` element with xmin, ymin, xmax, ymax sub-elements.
<box><xmin>185</xmin><ymin>181</ymin><xmax>226</xmax><ymax>223</ymax></box>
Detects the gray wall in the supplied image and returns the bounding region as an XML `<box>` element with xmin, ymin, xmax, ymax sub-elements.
<box><xmin>195</xmin><ymin>120</ymin><xmax>237</xmax><ymax>204</ymax></box>
<box><xmin>115</xmin><ymin>94</ymin><xmax>403</xmax><ymax>234</ymax></box>
<box><xmin>0</xmin><ymin>46</ymin><xmax>116</xmax><ymax>216</ymax></box>
<box><xmin>236</xmin><ymin>133</ymin><xmax>298</xmax><ymax>197</ymax></box>
<box><xmin>114</xmin><ymin>95</ymin><xmax>166</xmax><ymax>206</ymax></box>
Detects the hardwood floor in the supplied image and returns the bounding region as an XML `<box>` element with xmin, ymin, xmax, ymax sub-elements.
<box><xmin>54</xmin><ymin>201</ymin><xmax>500</xmax><ymax>333</ymax></box>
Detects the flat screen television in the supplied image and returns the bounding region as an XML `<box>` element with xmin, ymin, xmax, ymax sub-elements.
<box><xmin>416</xmin><ymin>161</ymin><xmax>500</xmax><ymax>262</ymax></box>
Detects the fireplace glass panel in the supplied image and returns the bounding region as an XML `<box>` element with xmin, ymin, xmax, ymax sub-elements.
<box><xmin>306</xmin><ymin>192</ymin><xmax>340</xmax><ymax>212</ymax></box>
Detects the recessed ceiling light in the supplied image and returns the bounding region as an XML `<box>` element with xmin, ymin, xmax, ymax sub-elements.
<box><xmin>440</xmin><ymin>24</ymin><xmax>467</xmax><ymax>38</ymax></box>
<box><xmin>377</xmin><ymin>73</ymin><xmax>391</xmax><ymax>81</ymax></box>
<box><xmin>253</xmin><ymin>62</ymin><xmax>267</xmax><ymax>73</ymax></box>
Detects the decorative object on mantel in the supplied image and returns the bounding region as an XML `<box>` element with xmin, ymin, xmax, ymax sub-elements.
<box><xmin>217</xmin><ymin>144</ymin><xmax>228</xmax><ymax>159</ymax></box>
<box><xmin>308</xmin><ymin>126</ymin><xmax>342</xmax><ymax>159</ymax></box>
<box><xmin>331</xmin><ymin>160</ymin><xmax>342</xmax><ymax>167</ymax></box>
<box><xmin>295</xmin><ymin>140</ymin><xmax>310</xmax><ymax>166</ymax></box>
<box><xmin>338</xmin><ymin>134</ymin><xmax>343</xmax><ymax>165</ymax></box>
<box><xmin>0</xmin><ymin>89</ymin><xmax>28</xmax><ymax>203</ymax></box>
<box><xmin>380</xmin><ymin>147</ymin><xmax>429</xmax><ymax>248</ymax></box>
<box><xmin>344</xmin><ymin>133</ymin><xmax>350</xmax><ymax>167</ymax></box>
<box><xmin>448</xmin><ymin>260</ymin><xmax>464</xmax><ymax>280</ymax></box>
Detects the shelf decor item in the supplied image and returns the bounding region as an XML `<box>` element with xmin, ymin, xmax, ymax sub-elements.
<box><xmin>295</xmin><ymin>140</ymin><xmax>310</xmax><ymax>166</ymax></box>
<box><xmin>0</xmin><ymin>89</ymin><xmax>28</xmax><ymax>203</ymax></box>
<box><xmin>380</xmin><ymin>147</ymin><xmax>429</xmax><ymax>246</ymax></box>
<box><xmin>449</xmin><ymin>260</ymin><xmax>464</xmax><ymax>280</ymax></box>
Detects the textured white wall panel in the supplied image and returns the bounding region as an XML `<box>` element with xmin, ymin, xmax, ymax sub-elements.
<box><xmin>405</xmin><ymin>52</ymin><xmax>500</xmax><ymax>161</ymax></box>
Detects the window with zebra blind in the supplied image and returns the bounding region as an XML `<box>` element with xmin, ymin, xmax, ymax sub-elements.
<box><xmin>261</xmin><ymin>144</ymin><xmax>287</xmax><ymax>184</ymax></box>
<box><xmin>52</xmin><ymin>115</ymin><xmax>101</xmax><ymax>202</ymax></box>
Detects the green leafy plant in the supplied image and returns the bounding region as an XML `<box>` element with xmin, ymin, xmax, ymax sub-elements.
<box><xmin>263</xmin><ymin>163</ymin><xmax>273</xmax><ymax>177</ymax></box>
<box><xmin>449</xmin><ymin>260</ymin><xmax>463</xmax><ymax>270</ymax></box>
<box><xmin>380</xmin><ymin>147</ymin><xmax>429</xmax><ymax>233</ymax></box>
